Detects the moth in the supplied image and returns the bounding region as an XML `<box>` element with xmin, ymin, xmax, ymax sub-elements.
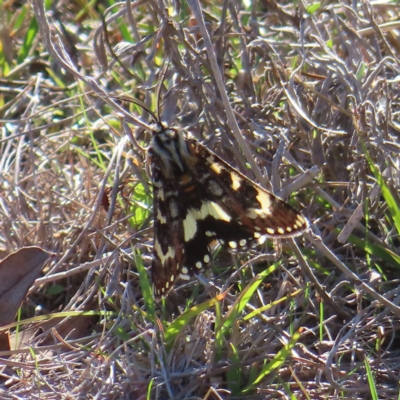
<box><xmin>147</xmin><ymin>123</ymin><xmax>308</xmax><ymax>298</ymax></box>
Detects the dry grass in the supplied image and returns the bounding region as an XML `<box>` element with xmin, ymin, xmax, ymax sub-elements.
<box><xmin>0</xmin><ymin>0</ymin><xmax>400</xmax><ymax>398</ymax></box>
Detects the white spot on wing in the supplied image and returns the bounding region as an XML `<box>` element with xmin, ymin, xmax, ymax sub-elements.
<box><xmin>180</xmin><ymin>265</ymin><xmax>191</xmax><ymax>280</ymax></box>
<box><xmin>247</xmin><ymin>209</ymin><xmax>258</xmax><ymax>219</ymax></box>
<box><xmin>203</xmin><ymin>254</ymin><xmax>210</xmax><ymax>263</ymax></box>
<box><xmin>210</xmin><ymin>161</ymin><xmax>223</xmax><ymax>174</ymax></box>
<box><xmin>206</xmin><ymin>202</ymin><xmax>231</xmax><ymax>222</ymax></box>
<box><xmin>256</xmin><ymin>190</ymin><xmax>273</xmax><ymax>214</ymax></box>
<box><xmin>257</xmin><ymin>235</ymin><xmax>267</xmax><ymax>245</ymax></box>
<box><xmin>195</xmin><ymin>261</ymin><xmax>202</xmax><ymax>269</ymax></box>
<box><xmin>157</xmin><ymin>190</ymin><xmax>165</xmax><ymax>200</ymax></box>
<box><xmin>206</xmin><ymin>156</ymin><xmax>215</xmax><ymax>164</ymax></box>
<box><xmin>229</xmin><ymin>241</ymin><xmax>237</xmax><ymax>249</ymax></box>
<box><xmin>183</xmin><ymin>202</ymin><xmax>231</xmax><ymax>241</ymax></box>
<box><xmin>154</xmin><ymin>240</ymin><xmax>175</xmax><ymax>262</ymax></box>
<box><xmin>231</xmin><ymin>173</ymin><xmax>242</xmax><ymax>191</ymax></box>
<box><xmin>183</xmin><ymin>213</ymin><xmax>198</xmax><ymax>242</ymax></box>
<box><xmin>297</xmin><ymin>215</ymin><xmax>306</xmax><ymax>226</ymax></box>
<box><xmin>156</xmin><ymin>209</ymin><xmax>167</xmax><ymax>224</ymax></box>
<box><xmin>181</xmin><ymin>266</ymin><xmax>189</xmax><ymax>275</ymax></box>
<box><xmin>246</xmin><ymin>189</ymin><xmax>274</xmax><ymax>219</ymax></box>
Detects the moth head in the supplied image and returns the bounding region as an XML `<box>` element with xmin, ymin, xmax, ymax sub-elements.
<box><xmin>149</xmin><ymin>125</ymin><xmax>194</xmax><ymax>175</ymax></box>
<box><xmin>150</xmin><ymin>121</ymin><xmax>166</xmax><ymax>134</ymax></box>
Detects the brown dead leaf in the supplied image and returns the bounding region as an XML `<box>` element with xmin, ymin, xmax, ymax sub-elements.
<box><xmin>0</xmin><ymin>246</ymin><xmax>52</xmax><ymax>352</ymax></box>
<box><xmin>0</xmin><ymin>246</ymin><xmax>52</xmax><ymax>328</ymax></box>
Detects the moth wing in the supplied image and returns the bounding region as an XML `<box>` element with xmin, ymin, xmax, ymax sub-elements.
<box><xmin>150</xmin><ymin>155</ymin><xmax>212</xmax><ymax>298</ymax></box>
<box><xmin>150</xmin><ymin>155</ymin><xmax>185</xmax><ymax>298</ymax></box>
<box><xmin>186</xmin><ymin>139</ymin><xmax>308</xmax><ymax>251</ymax></box>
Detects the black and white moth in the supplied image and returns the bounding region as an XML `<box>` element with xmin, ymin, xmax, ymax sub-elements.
<box><xmin>147</xmin><ymin>123</ymin><xmax>308</xmax><ymax>298</ymax></box>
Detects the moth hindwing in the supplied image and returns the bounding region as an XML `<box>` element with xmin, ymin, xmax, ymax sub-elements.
<box><xmin>147</xmin><ymin>124</ymin><xmax>308</xmax><ymax>298</ymax></box>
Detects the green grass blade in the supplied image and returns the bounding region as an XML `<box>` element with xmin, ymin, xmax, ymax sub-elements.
<box><xmin>0</xmin><ymin>310</ymin><xmax>117</xmax><ymax>333</ymax></box>
<box><xmin>227</xmin><ymin>342</ymin><xmax>241</xmax><ymax>395</ymax></box>
<box><xmin>244</xmin><ymin>288</ymin><xmax>303</xmax><ymax>321</ymax></box>
<box><xmin>345</xmin><ymin>231</ymin><xmax>400</xmax><ymax>270</ymax></box>
<box><xmin>134</xmin><ymin>249</ymin><xmax>156</xmax><ymax>319</ymax></box>
<box><xmin>17</xmin><ymin>17</ymin><xmax>39</xmax><ymax>64</ymax></box>
<box><xmin>364</xmin><ymin>357</ymin><xmax>378</xmax><ymax>400</ymax></box>
<box><xmin>147</xmin><ymin>378</ymin><xmax>154</xmax><ymax>400</ymax></box>
<box><xmin>364</xmin><ymin>143</ymin><xmax>400</xmax><ymax>236</ymax></box>
<box><xmin>221</xmin><ymin>262</ymin><xmax>281</xmax><ymax>329</ymax></box>
<box><xmin>243</xmin><ymin>329</ymin><xmax>302</xmax><ymax>391</ymax></box>
<box><xmin>164</xmin><ymin>292</ymin><xmax>227</xmax><ymax>345</ymax></box>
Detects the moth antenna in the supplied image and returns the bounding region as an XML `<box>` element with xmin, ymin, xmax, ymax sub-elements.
<box><xmin>111</xmin><ymin>94</ymin><xmax>158</xmax><ymax>125</ymax></box>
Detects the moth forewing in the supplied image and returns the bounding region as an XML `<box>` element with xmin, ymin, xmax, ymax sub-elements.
<box><xmin>186</xmin><ymin>138</ymin><xmax>308</xmax><ymax>237</ymax></box>
<box><xmin>150</xmin><ymin>152</ymin><xmax>186</xmax><ymax>298</ymax></box>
